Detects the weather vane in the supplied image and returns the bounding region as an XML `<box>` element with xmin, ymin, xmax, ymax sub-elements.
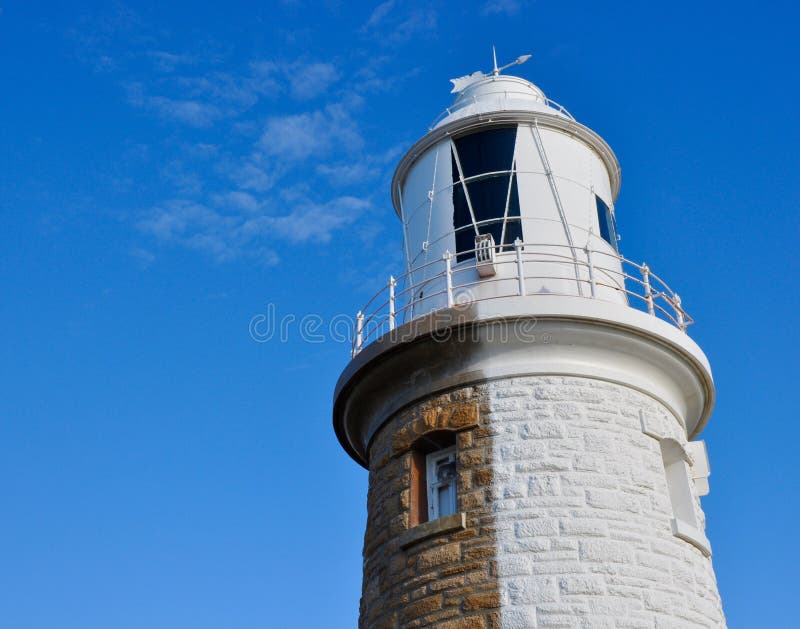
<box><xmin>450</xmin><ymin>46</ymin><xmax>532</xmax><ymax>93</ymax></box>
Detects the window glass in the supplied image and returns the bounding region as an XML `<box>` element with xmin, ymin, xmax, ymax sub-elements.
<box><xmin>426</xmin><ymin>447</ymin><xmax>457</xmax><ymax>520</ymax></box>
<box><xmin>596</xmin><ymin>195</ymin><xmax>618</xmax><ymax>251</ymax></box>
<box><xmin>454</xmin><ymin>126</ymin><xmax>516</xmax><ymax>178</ymax></box>
<box><xmin>452</xmin><ymin>127</ymin><xmax>522</xmax><ymax>261</ymax></box>
<box><xmin>436</xmin><ymin>484</ymin><xmax>453</xmax><ymax>518</ymax></box>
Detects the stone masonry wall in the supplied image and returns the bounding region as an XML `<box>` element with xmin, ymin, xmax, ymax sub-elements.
<box><xmin>361</xmin><ymin>376</ymin><xmax>725</xmax><ymax>629</ymax></box>
<box><xmin>486</xmin><ymin>376</ymin><xmax>725</xmax><ymax>629</ymax></box>
<box><xmin>363</xmin><ymin>386</ymin><xmax>501</xmax><ymax>629</ymax></box>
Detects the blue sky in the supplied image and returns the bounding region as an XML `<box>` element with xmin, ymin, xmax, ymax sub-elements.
<box><xmin>1</xmin><ymin>1</ymin><xmax>798</xmax><ymax>627</ymax></box>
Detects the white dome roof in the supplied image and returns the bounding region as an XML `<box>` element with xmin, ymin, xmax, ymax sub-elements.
<box><xmin>433</xmin><ymin>74</ymin><xmax>572</xmax><ymax>129</ymax></box>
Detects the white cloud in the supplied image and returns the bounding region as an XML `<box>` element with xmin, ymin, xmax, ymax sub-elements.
<box><xmin>129</xmin><ymin>246</ymin><xmax>156</xmax><ymax>267</ymax></box>
<box><xmin>359</xmin><ymin>4</ymin><xmax>436</xmax><ymax>44</ymax></box>
<box><xmin>148</xmin><ymin>50</ymin><xmax>197</xmax><ymax>72</ymax></box>
<box><xmin>67</xmin><ymin>13</ymin><xmax>390</xmax><ymax>266</ymax></box>
<box><xmin>137</xmin><ymin>194</ymin><xmax>370</xmax><ymax>262</ymax></box>
<box><xmin>263</xmin><ymin>196</ymin><xmax>371</xmax><ymax>243</ymax></box>
<box><xmin>259</xmin><ymin>103</ymin><xmax>363</xmax><ymax>161</ymax></box>
<box><xmin>391</xmin><ymin>9</ymin><xmax>437</xmax><ymax>43</ymax></box>
<box><xmin>127</xmin><ymin>82</ymin><xmax>223</xmax><ymax>127</ymax></box>
<box><xmin>482</xmin><ymin>0</ymin><xmax>524</xmax><ymax>16</ymax></box>
<box><xmin>160</xmin><ymin>160</ymin><xmax>204</xmax><ymax>195</ymax></box>
<box><xmin>212</xmin><ymin>191</ymin><xmax>262</xmax><ymax>213</ymax></box>
<box><xmin>288</xmin><ymin>61</ymin><xmax>339</xmax><ymax>100</ymax></box>
<box><xmin>138</xmin><ymin>200</ymin><xmax>226</xmax><ymax>242</ymax></box>
<box><xmin>177</xmin><ymin>62</ymin><xmax>281</xmax><ymax>109</ymax></box>
<box><xmin>67</xmin><ymin>4</ymin><xmax>144</xmax><ymax>73</ymax></box>
<box><xmin>363</xmin><ymin>0</ymin><xmax>395</xmax><ymax>30</ymax></box>
<box><xmin>149</xmin><ymin>96</ymin><xmax>222</xmax><ymax>127</ymax></box>
<box><xmin>231</xmin><ymin>162</ymin><xmax>278</xmax><ymax>193</ymax></box>
<box><xmin>138</xmin><ymin>200</ymin><xmax>251</xmax><ymax>262</ymax></box>
<box><xmin>316</xmin><ymin>162</ymin><xmax>376</xmax><ymax>185</ymax></box>
<box><xmin>126</xmin><ymin>60</ymin><xmax>282</xmax><ymax>128</ymax></box>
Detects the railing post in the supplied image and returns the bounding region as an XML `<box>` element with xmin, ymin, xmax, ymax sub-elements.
<box><xmin>641</xmin><ymin>263</ymin><xmax>655</xmax><ymax>316</ymax></box>
<box><xmin>444</xmin><ymin>251</ymin><xmax>454</xmax><ymax>307</ymax></box>
<box><xmin>353</xmin><ymin>311</ymin><xmax>364</xmax><ymax>357</ymax></box>
<box><xmin>585</xmin><ymin>246</ymin><xmax>596</xmax><ymax>298</ymax></box>
<box><xmin>674</xmin><ymin>294</ymin><xmax>686</xmax><ymax>332</ymax></box>
<box><xmin>514</xmin><ymin>238</ymin><xmax>526</xmax><ymax>296</ymax></box>
<box><xmin>388</xmin><ymin>276</ymin><xmax>396</xmax><ymax>331</ymax></box>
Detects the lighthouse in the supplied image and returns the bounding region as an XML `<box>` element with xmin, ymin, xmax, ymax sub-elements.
<box><xmin>333</xmin><ymin>56</ymin><xmax>726</xmax><ymax>628</ymax></box>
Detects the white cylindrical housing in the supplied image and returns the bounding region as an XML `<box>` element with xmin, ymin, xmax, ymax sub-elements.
<box><xmin>393</xmin><ymin>75</ymin><xmax>625</xmax><ymax>319</ymax></box>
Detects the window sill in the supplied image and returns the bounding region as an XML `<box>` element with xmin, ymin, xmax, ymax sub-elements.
<box><xmin>399</xmin><ymin>512</ymin><xmax>467</xmax><ymax>550</ymax></box>
<box><xmin>670</xmin><ymin>517</ymin><xmax>712</xmax><ymax>557</ymax></box>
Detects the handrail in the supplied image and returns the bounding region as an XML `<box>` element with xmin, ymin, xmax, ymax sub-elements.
<box><xmin>429</xmin><ymin>90</ymin><xmax>575</xmax><ymax>130</ymax></box>
<box><xmin>350</xmin><ymin>241</ymin><xmax>694</xmax><ymax>357</ymax></box>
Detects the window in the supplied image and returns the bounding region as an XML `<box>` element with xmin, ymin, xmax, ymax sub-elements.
<box><xmin>661</xmin><ymin>439</ymin><xmax>711</xmax><ymax>556</ymax></box>
<box><xmin>409</xmin><ymin>431</ymin><xmax>457</xmax><ymax>526</ymax></box>
<box><xmin>661</xmin><ymin>440</ymin><xmax>697</xmax><ymax>528</ymax></box>
<box><xmin>596</xmin><ymin>195</ymin><xmax>618</xmax><ymax>251</ymax></box>
<box><xmin>426</xmin><ymin>446</ymin><xmax>457</xmax><ymax>520</ymax></box>
<box><xmin>452</xmin><ymin>127</ymin><xmax>523</xmax><ymax>262</ymax></box>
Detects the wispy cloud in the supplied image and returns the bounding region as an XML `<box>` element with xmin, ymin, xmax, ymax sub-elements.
<box><xmin>316</xmin><ymin>163</ymin><xmax>377</xmax><ymax>186</ymax></box>
<box><xmin>147</xmin><ymin>50</ymin><xmax>198</xmax><ymax>73</ymax></box>
<box><xmin>127</xmin><ymin>58</ymin><xmax>341</xmax><ymax>128</ymax></box>
<box><xmin>265</xmin><ymin>196</ymin><xmax>370</xmax><ymax>243</ymax></box>
<box><xmin>67</xmin><ymin>6</ymin><xmax>411</xmax><ymax>266</ymax></box>
<box><xmin>138</xmin><ymin>199</ymin><xmax>262</xmax><ymax>263</ymax></box>
<box><xmin>125</xmin><ymin>61</ymin><xmax>282</xmax><ymax>127</ymax></box>
<box><xmin>67</xmin><ymin>3</ymin><xmax>148</xmax><ymax>72</ymax></box>
<box><xmin>211</xmin><ymin>191</ymin><xmax>263</xmax><ymax>213</ymax></box>
<box><xmin>127</xmin><ymin>83</ymin><xmax>224</xmax><ymax>127</ymax></box>
<box><xmin>229</xmin><ymin>160</ymin><xmax>280</xmax><ymax>193</ymax></box>
<box><xmin>259</xmin><ymin>103</ymin><xmax>363</xmax><ymax>161</ymax></box>
<box><xmin>129</xmin><ymin>246</ymin><xmax>156</xmax><ymax>268</ymax></box>
<box><xmin>160</xmin><ymin>159</ymin><xmax>204</xmax><ymax>195</ymax></box>
<box><xmin>287</xmin><ymin>61</ymin><xmax>339</xmax><ymax>100</ymax></box>
<box><xmin>362</xmin><ymin>0</ymin><xmax>396</xmax><ymax>30</ymax></box>
<box><xmin>391</xmin><ymin>9</ymin><xmax>437</xmax><ymax>43</ymax></box>
<box><xmin>174</xmin><ymin>62</ymin><xmax>281</xmax><ymax>108</ymax></box>
<box><xmin>138</xmin><ymin>194</ymin><xmax>370</xmax><ymax>263</ymax></box>
<box><xmin>360</xmin><ymin>4</ymin><xmax>437</xmax><ymax>44</ymax></box>
<box><xmin>482</xmin><ymin>0</ymin><xmax>525</xmax><ymax>16</ymax></box>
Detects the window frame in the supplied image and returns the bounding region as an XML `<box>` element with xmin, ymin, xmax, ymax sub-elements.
<box><xmin>660</xmin><ymin>439</ymin><xmax>712</xmax><ymax>556</ymax></box>
<box><xmin>426</xmin><ymin>445</ymin><xmax>458</xmax><ymax>521</ymax></box>
<box><xmin>450</xmin><ymin>126</ymin><xmax>523</xmax><ymax>262</ymax></box>
<box><xmin>595</xmin><ymin>195</ymin><xmax>619</xmax><ymax>252</ymax></box>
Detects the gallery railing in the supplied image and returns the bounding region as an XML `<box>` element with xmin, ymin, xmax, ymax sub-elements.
<box><xmin>351</xmin><ymin>240</ymin><xmax>692</xmax><ymax>357</ymax></box>
<box><xmin>430</xmin><ymin>90</ymin><xmax>575</xmax><ymax>129</ymax></box>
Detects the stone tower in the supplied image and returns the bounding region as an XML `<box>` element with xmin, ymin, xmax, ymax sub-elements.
<box><xmin>333</xmin><ymin>60</ymin><xmax>726</xmax><ymax>628</ymax></box>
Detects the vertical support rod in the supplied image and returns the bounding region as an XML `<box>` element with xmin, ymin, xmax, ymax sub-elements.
<box><xmin>585</xmin><ymin>247</ymin><xmax>596</xmax><ymax>298</ymax></box>
<box><xmin>388</xmin><ymin>276</ymin><xmax>396</xmax><ymax>330</ymax></box>
<box><xmin>642</xmin><ymin>263</ymin><xmax>655</xmax><ymax>316</ymax></box>
<box><xmin>515</xmin><ymin>238</ymin><xmax>526</xmax><ymax>296</ymax></box>
<box><xmin>354</xmin><ymin>311</ymin><xmax>364</xmax><ymax>357</ymax></box>
<box><xmin>531</xmin><ymin>121</ymin><xmax>583</xmax><ymax>297</ymax></box>
<box><xmin>445</xmin><ymin>251</ymin><xmax>454</xmax><ymax>308</ymax></box>
<box><xmin>674</xmin><ymin>294</ymin><xmax>686</xmax><ymax>332</ymax></box>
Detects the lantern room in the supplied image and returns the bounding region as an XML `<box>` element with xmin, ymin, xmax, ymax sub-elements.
<box><xmin>391</xmin><ymin>72</ymin><xmax>625</xmax><ymax>316</ymax></box>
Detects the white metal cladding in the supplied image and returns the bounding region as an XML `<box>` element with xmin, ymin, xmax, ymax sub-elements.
<box><xmin>399</xmin><ymin>121</ymin><xmax>621</xmax><ymax>310</ymax></box>
<box><xmin>401</xmin><ymin>125</ymin><xmax>616</xmax><ymax>255</ymax></box>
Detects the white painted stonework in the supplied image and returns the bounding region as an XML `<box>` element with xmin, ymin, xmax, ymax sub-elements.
<box><xmin>488</xmin><ymin>376</ymin><xmax>726</xmax><ymax>628</ymax></box>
